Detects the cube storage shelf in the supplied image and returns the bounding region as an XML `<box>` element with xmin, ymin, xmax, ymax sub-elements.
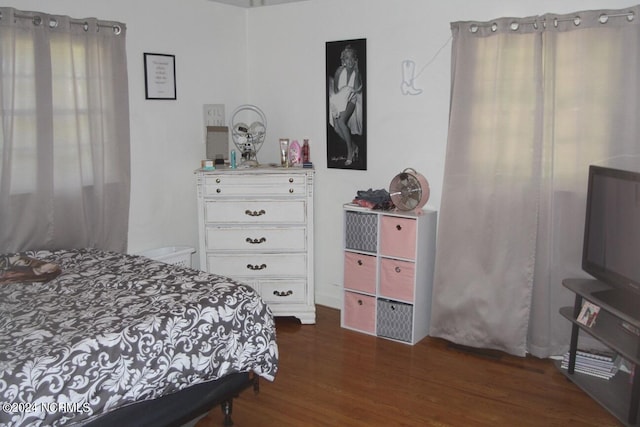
<box><xmin>341</xmin><ymin>204</ymin><xmax>437</xmax><ymax>345</ymax></box>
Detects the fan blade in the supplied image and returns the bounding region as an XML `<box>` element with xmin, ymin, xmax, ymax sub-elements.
<box><xmin>401</xmin><ymin>196</ymin><xmax>417</xmax><ymax>208</ymax></box>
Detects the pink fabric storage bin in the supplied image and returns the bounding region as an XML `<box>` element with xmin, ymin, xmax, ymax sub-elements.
<box><xmin>380</xmin><ymin>216</ymin><xmax>417</xmax><ymax>260</ymax></box>
<box><xmin>379</xmin><ymin>258</ymin><xmax>415</xmax><ymax>302</ymax></box>
<box><xmin>343</xmin><ymin>291</ymin><xmax>376</xmax><ymax>334</ymax></box>
<box><xmin>343</xmin><ymin>252</ymin><xmax>376</xmax><ymax>294</ymax></box>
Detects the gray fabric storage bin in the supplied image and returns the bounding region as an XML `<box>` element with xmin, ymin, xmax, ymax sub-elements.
<box><xmin>377</xmin><ymin>298</ymin><xmax>413</xmax><ymax>343</ymax></box>
<box><xmin>345</xmin><ymin>211</ymin><xmax>377</xmax><ymax>252</ymax></box>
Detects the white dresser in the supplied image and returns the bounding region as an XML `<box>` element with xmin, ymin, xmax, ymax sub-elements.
<box><xmin>196</xmin><ymin>167</ymin><xmax>315</xmax><ymax>324</ymax></box>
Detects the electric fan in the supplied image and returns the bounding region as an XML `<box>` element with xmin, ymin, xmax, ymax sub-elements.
<box><xmin>388</xmin><ymin>168</ymin><xmax>430</xmax><ymax>211</ymax></box>
<box><xmin>230</xmin><ymin>104</ymin><xmax>267</xmax><ymax>167</ymax></box>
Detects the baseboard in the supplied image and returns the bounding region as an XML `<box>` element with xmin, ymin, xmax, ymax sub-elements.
<box><xmin>315</xmin><ymin>292</ymin><xmax>341</xmax><ymax>310</ymax></box>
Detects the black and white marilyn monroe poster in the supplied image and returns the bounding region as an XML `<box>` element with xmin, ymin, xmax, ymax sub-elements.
<box><xmin>326</xmin><ymin>38</ymin><xmax>366</xmax><ymax>170</ymax></box>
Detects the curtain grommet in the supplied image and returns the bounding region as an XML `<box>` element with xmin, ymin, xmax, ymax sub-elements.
<box><xmin>599</xmin><ymin>14</ymin><xmax>609</xmax><ymax>24</ymax></box>
<box><xmin>491</xmin><ymin>22</ymin><xmax>498</xmax><ymax>32</ymax></box>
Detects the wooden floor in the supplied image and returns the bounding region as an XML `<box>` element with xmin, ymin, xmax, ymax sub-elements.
<box><xmin>196</xmin><ymin>305</ymin><xmax>621</xmax><ymax>427</ymax></box>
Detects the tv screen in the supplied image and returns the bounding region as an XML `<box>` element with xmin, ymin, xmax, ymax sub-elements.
<box><xmin>582</xmin><ymin>165</ymin><xmax>640</xmax><ymax>318</ymax></box>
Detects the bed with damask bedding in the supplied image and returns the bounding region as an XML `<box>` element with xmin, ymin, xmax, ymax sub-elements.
<box><xmin>0</xmin><ymin>249</ymin><xmax>279</xmax><ymax>426</ymax></box>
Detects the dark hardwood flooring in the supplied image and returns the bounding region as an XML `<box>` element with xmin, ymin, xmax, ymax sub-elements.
<box><xmin>196</xmin><ymin>305</ymin><xmax>621</xmax><ymax>426</ymax></box>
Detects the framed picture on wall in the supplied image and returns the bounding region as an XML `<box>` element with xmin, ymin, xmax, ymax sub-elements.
<box><xmin>144</xmin><ymin>53</ymin><xmax>176</xmax><ymax>100</ymax></box>
<box><xmin>326</xmin><ymin>38</ymin><xmax>366</xmax><ymax>170</ymax></box>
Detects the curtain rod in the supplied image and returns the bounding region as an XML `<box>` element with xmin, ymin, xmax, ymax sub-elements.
<box><xmin>4</xmin><ymin>11</ymin><xmax>123</xmax><ymax>34</ymax></box>
<box><xmin>550</xmin><ymin>11</ymin><xmax>635</xmax><ymax>27</ymax></box>
<box><xmin>468</xmin><ymin>10</ymin><xmax>635</xmax><ymax>33</ymax></box>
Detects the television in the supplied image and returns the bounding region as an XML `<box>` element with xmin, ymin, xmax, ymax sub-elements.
<box><xmin>582</xmin><ymin>165</ymin><xmax>640</xmax><ymax>319</ymax></box>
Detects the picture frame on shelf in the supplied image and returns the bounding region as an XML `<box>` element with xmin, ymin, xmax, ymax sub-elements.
<box><xmin>577</xmin><ymin>300</ymin><xmax>600</xmax><ymax>327</ymax></box>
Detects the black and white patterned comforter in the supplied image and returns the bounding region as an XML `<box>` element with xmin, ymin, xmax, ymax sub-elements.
<box><xmin>0</xmin><ymin>249</ymin><xmax>279</xmax><ymax>426</ymax></box>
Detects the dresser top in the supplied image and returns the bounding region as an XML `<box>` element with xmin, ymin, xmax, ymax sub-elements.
<box><xmin>195</xmin><ymin>165</ymin><xmax>314</xmax><ymax>175</ymax></box>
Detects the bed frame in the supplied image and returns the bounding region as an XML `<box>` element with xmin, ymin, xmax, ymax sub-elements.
<box><xmin>85</xmin><ymin>372</ymin><xmax>259</xmax><ymax>427</ymax></box>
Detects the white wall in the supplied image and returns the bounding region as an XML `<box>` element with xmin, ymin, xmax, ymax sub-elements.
<box><xmin>8</xmin><ymin>0</ymin><xmax>635</xmax><ymax>310</ymax></box>
<box><xmin>245</xmin><ymin>0</ymin><xmax>636</xmax><ymax>308</ymax></box>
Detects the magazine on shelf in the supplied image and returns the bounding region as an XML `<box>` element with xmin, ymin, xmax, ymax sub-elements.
<box><xmin>575</xmin><ymin>349</ymin><xmax>614</xmax><ymax>362</ymax></box>
<box><xmin>561</xmin><ymin>350</ymin><xmax>618</xmax><ymax>380</ymax></box>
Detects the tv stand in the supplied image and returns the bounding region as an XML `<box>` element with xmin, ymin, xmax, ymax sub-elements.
<box><xmin>559</xmin><ymin>278</ymin><xmax>640</xmax><ymax>426</ymax></box>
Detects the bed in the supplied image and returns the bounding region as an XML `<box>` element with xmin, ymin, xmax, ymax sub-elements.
<box><xmin>0</xmin><ymin>248</ymin><xmax>279</xmax><ymax>426</ymax></box>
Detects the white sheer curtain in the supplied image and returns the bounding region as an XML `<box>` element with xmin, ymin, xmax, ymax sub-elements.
<box><xmin>0</xmin><ymin>7</ymin><xmax>130</xmax><ymax>253</ymax></box>
<box><xmin>430</xmin><ymin>6</ymin><xmax>640</xmax><ymax>357</ymax></box>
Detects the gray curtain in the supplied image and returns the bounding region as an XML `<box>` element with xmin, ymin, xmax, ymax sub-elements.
<box><xmin>0</xmin><ymin>7</ymin><xmax>130</xmax><ymax>253</ymax></box>
<box><xmin>430</xmin><ymin>6</ymin><xmax>640</xmax><ymax>357</ymax></box>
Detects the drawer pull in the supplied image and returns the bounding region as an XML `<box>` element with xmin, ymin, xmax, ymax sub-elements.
<box><xmin>395</xmin><ymin>266</ymin><xmax>401</xmax><ymax>273</ymax></box>
<box><xmin>216</xmin><ymin>178</ymin><xmax>221</xmax><ymax>183</ymax></box>
<box><xmin>246</xmin><ymin>237</ymin><xmax>267</xmax><ymax>244</ymax></box>
<box><xmin>396</xmin><ymin>224</ymin><xmax>402</xmax><ymax>231</ymax></box>
<box><xmin>216</xmin><ymin>188</ymin><xmax>222</xmax><ymax>193</ymax></box>
<box><xmin>273</xmin><ymin>290</ymin><xmax>293</xmax><ymax>297</ymax></box>
<box><xmin>357</xmin><ymin>260</ymin><xmax>363</xmax><ymax>266</ymax></box>
<box><xmin>289</xmin><ymin>178</ymin><xmax>294</xmax><ymax>183</ymax></box>
<box><xmin>246</xmin><ymin>263</ymin><xmax>267</xmax><ymax>270</ymax></box>
<box><xmin>358</xmin><ymin>299</ymin><xmax>363</xmax><ymax>305</ymax></box>
<box><xmin>245</xmin><ymin>209</ymin><xmax>266</xmax><ymax>217</ymax></box>
<box><xmin>289</xmin><ymin>188</ymin><xmax>294</xmax><ymax>193</ymax></box>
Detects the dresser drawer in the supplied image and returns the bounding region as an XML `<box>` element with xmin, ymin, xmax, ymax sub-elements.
<box><xmin>259</xmin><ymin>279</ymin><xmax>306</xmax><ymax>304</ymax></box>
<box><xmin>206</xmin><ymin>226</ymin><xmax>306</xmax><ymax>251</ymax></box>
<box><xmin>343</xmin><ymin>291</ymin><xmax>376</xmax><ymax>334</ymax></box>
<box><xmin>204</xmin><ymin>200</ymin><xmax>306</xmax><ymax>224</ymax></box>
<box><xmin>207</xmin><ymin>253</ymin><xmax>306</xmax><ymax>278</ymax></box>
<box><xmin>202</xmin><ymin>174</ymin><xmax>306</xmax><ymax>197</ymax></box>
<box><xmin>379</xmin><ymin>258</ymin><xmax>415</xmax><ymax>302</ymax></box>
<box><xmin>343</xmin><ymin>252</ymin><xmax>376</xmax><ymax>294</ymax></box>
<box><xmin>380</xmin><ymin>216</ymin><xmax>416</xmax><ymax>259</ymax></box>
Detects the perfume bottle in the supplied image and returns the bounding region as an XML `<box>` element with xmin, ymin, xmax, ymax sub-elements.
<box><xmin>302</xmin><ymin>139</ymin><xmax>310</xmax><ymax>163</ymax></box>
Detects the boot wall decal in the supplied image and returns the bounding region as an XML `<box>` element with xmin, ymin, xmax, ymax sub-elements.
<box><xmin>401</xmin><ymin>60</ymin><xmax>422</xmax><ymax>96</ymax></box>
<box><xmin>400</xmin><ymin>36</ymin><xmax>452</xmax><ymax>96</ymax></box>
